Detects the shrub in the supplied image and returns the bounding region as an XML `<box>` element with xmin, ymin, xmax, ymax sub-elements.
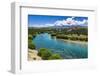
<box><xmin>38</xmin><ymin>48</ymin><xmax>52</xmax><ymax>60</ymax></box>
<box><xmin>28</xmin><ymin>40</ymin><xmax>36</xmax><ymax>49</ymax></box>
<box><xmin>28</xmin><ymin>34</ymin><xmax>33</xmax><ymax>40</ymax></box>
<box><xmin>49</xmin><ymin>54</ymin><xmax>62</xmax><ymax>60</ymax></box>
<box><xmin>56</xmin><ymin>35</ymin><xmax>68</xmax><ymax>39</ymax></box>
<box><xmin>51</xmin><ymin>33</ymin><xmax>56</xmax><ymax>36</ymax></box>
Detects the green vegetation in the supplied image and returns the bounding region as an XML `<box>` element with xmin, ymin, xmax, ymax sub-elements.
<box><xmin>28</xmin><ymin>26</ymin><xmax>88</xmax><ymax>60</ymax></box>
<box><xmin>56</xmin><ymin>34</ymin><xmax>87</xmax><ymax>41</ymax></box>
<box><xmin>28</xmin><ymin>39</ymin><xmax>36</xmax><ymax>49</ymax></box>
<box><xmin>28</xmin><ymin>27</ymin><xmax>88</xmax><ymax>42</ymax></box>
<box><xmin>28</xmin><ymin>35</ymin><xmax>36</xmax><ymax>49</ymax></box>
<box><xmin>49</xmin><ymin>54</ymin><xmax>62</xmax><ymax>59</ymax></box>
<box><xmin>28</xmin><ymin>34</ymin><xmax>33</xmax><ymax>40</ymax></box>
<box><xmin>38</xmin><ymin>48</ymin><xmax>52</xmax><ymax>60</ymax></box>
<box><xmin>38</xmin><ymin>48</ymin><xmax>62</xmax><ymax>60</ymax></box>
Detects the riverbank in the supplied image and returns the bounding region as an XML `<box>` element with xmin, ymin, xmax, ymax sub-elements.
<box><xmin>58</xmin><ymin>39</ymin><xmax>87</xmax><ymax>45</ymax></box>
<box><xmin>28</xmin><ymin>49</ymin><xmax>42</xmax><ymax>61</ymax></box>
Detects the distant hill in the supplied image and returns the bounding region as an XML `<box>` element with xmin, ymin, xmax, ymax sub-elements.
<box><xmin>29</xmin><ymin>24</ymin><xmax>87</xmax><ymax>29</ymax></box>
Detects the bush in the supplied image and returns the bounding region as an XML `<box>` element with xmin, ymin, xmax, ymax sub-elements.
<box><xmin>56</xmin><ymin>35</ymin><xmax>68</xmax><ymax>39</ymax></box>
<box><xmin>49</xmin><ymin>54</ymin><xmax>62</xmax><ymax>60</ymax></box>
<box><xmin>38</xmin><ymin>48</ymin><xmax>62</xmax><ymax>60</ymax></box>
<box><xmin>28</xmin><ymin>40</ymin><xmax>36</xmax><ymax>49</ymax></box>
<box><xmin>38</xmin><ymin>48</ymin><xmax>52</xmax><ymax>60</ymax></box>
<box><xmin>28</xmin><ymin>34</ymin><xmax>33</xmax><ymax>40</ymax></box>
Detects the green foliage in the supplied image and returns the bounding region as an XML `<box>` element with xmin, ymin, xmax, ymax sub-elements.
<box><xmin>28</xmin><ymin>27</ymin><xmax>88</xmax><ymax>42</ymax></box>
<box><xmin>56</xmin><ymin>35</ymin><xmax>68</xmax><ymax>39</ymax></box>
<box><xmin>56</xmin><ymin>34</ymin><xmax>88</xmax><ymax>41</ymax></box>
<box><xmin>28</xmin><ymin>34</ymin><xmax>36</xmax><ymax>49</ymax></box>
<box><xmin>38</xmin><ymin>48</ymin><xmax>62</xmax><ymax>60</ymax></box>
<box><xmin>38</xmin><ymin>48</ymin><xmax>52</xmax><ymax>60</ymax></box>
<box><xmin>28</xmin><ymin>39</ymin><xmax>36</xmax><ymax>49</ymax></box>
<box><xmin>28</xmin><ymin>34</ymin><xmax>33</xmax><ymax>40</ymax></box>
<box><xmin>49</xmin><ymin>54</ymin><xmax>62</xmax><ymax>59</ymax></box>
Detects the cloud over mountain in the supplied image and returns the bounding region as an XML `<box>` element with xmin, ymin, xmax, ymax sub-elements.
<box><xmin>30</xmin><ymin>17</ymin><xmax>88</xmax><ymax>27</ymax></box>
<box><xmin>54</xmin><ymin>17</ymin><xmax>88</xmax><ymax>26</ymax></box>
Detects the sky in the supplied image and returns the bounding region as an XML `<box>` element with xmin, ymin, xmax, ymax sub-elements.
<box><xmin>28</xmin><ymin>15</ymin><xmax>88</xmax><ymax>27</ymax></box>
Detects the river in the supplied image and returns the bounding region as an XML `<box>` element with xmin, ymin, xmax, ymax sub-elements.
<box><xmin>33</xmin><ymin>33</ymin><xmax>88</xmax><ymax>59</ymax></box>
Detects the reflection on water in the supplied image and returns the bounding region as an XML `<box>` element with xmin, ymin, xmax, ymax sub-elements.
<box><xmin>33</xmin><ymin>33</ymin><xmax>88</xmax><ymax>59</ymax></box>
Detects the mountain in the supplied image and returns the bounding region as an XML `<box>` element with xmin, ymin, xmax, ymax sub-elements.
<box><xmin>29</xmin><ymin>24</ymin><xmax>87</xmax><ymax>29</ymax></box>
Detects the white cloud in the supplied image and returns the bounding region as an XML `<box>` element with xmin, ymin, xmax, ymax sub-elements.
<box><xmin>31</xmin><ymin>17</ymin><xmax>88</xmax><ymax>27</ymax></box>
<box><xmin>75</xmin><ymin>19</ymin><xmax>88</xmax><ymax>26</ymax></box>
<box><xmin>31</xmin><ymin>23</ymin><xmax>54</xmax><ymax>27</ymax></box>
<box><xmin>54</xmin><ymin>17</ymin><xmax>76</xmax><ymax>26</ymax></box>
<box><xmin>45</xmin><ymin>23</ymin><xmax>54</xmax><ymax>27</ymax></box>
<box><xmin>54</xmin><ymin>20</ymin><xmax>67</xmax><ymax>26</ymax></box>
<box><xmin>66</xmin><ymin>17</ymin><xmax>75</xmax><ymax>25</ymax></box>
<box><xmin>54</xmin><ymin>17</ymin><xmax>88</xmax><ymax>26</ymax></box>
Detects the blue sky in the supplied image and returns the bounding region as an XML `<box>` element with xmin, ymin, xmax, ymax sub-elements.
<box><xmin>28</xmin><ymin>15</ymin><xmax>88</xmax><ymax>27</ymax></box>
